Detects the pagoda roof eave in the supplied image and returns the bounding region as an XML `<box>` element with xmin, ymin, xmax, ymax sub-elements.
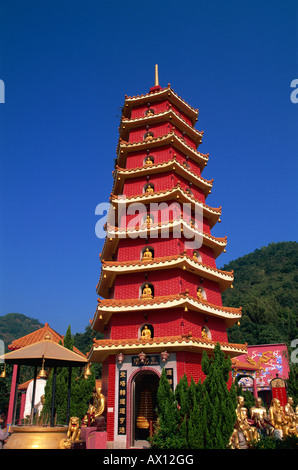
<box><xmin>123</xmin><ymin>85</ymin><xmax>199</xmax><ymax>125</ymax></box>
<box><xmin>91</xmin><ymin>294</ymin><xmax>242</xmax><ymax>334</ymax></box>
<box><xmin>113</xmin><ymin>158</ymin><xmax>213</xmax><ymax>198</ymax></box>
<box><xmin>100</xmin><ymin>219</ymin><xmax>228</xmax><ymax>261</ymax></box>
<box><xmin>110</xmin><ymin>186</ymin><xmax>221</xmax><ymax>228</ymax></box>
<box><xmin>117</xmin><ymin>133</ymin><xmax>209</xmax><ymax>171</ymax></box>
<box><xmin>120</xmin><ymin>109</ymin><xmax>203</xmax><ymax>146</ymax></box>
<box><xmin>97</xmin><ymin>254</ymin><xmax>234</xmax><ymax>297</ymax></box>
<box><xmin>88</xmin><ymin>335</ymin><xmax>247</xmax><ymax>363</ymax></box>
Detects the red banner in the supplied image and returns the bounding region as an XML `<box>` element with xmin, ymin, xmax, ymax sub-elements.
<box><xmin>271</xmin><ymin>377</ymin><xmax>287</xmax><ymax>406</ymax></box>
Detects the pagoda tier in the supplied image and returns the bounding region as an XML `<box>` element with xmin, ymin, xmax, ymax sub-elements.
<box><xmin>97</xmin><ymin>254</ymin><xmax>234</xmax><ymax>297</ymax></box>
<box><xmin>92</xmin><ymin>293</ymin><xmax>242</xmax><ymax>333</ymax></box>
<box><xmin>101</xmin><ymin>223</ymin><xmax>227</xmax><ymax>260</ymax></box>
<box><xmin>89</xmin><ymin>335</ymin><xmax>247</xmax><ymax>364</ymax></box>
<box><xmin>119</xmin><ymin>109</ymin><xmax>204</xmax><ymax>147</ymax></box>
<box><xmin>117</xmin><ymin>133</ymin><xmax>209</xmax><ymax>171</ymax></box>
<box><xmin>113</xmin><ymin>158</ymin><xmax>213</xmax><ymax>198</ymax></box>
<box><xmin>89</xmin><ymin>71</ymin><xmax>245</xmax><ymax>448</ymax></box>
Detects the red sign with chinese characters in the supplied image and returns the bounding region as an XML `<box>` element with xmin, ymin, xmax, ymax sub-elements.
<box><xmin>271</xmin><ymin>377</ymin><xmax>287</xmax><ymax>406</ymax></box>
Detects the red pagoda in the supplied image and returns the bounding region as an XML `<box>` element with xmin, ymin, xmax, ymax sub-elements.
<box><xmin>89</xmin><ymin>66</ymin><xmax>246</xmax><ymax>449</ymax></box>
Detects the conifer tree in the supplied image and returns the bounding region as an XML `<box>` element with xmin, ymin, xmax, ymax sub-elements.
<box><xmin>150</xmin><ymin>369</ymin><xmax>181</xmax><ymax>448</ymax></box>
<box><xmin>198</xmin><ymin>343</ymin><xmax>237</xmax><ymax>448</ymax></box>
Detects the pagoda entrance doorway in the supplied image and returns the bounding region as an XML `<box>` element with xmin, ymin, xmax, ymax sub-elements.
<box><xmin>131</xmin><ymin>370</ymin><xmax>159</xmax><ymax>447</ymax></box>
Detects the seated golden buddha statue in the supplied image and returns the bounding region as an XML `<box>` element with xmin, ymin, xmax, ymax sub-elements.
<box><xmin>144</xmin><ymin>132</ymin><xmax>154</xmax><ymax>141</ymax></box>
<box><xmin>197</xmin><ymin>287</ymin><xmax>204</xmax><ymax>300</ymax></box>
<box><xmin>145</xmin><ymin>157</ymin><xmax>153</xmax><ymax>166</ymax></box>
<box><xmin>269</xmin><ymin>398</ymin><xmax>289</xmax><ymax>438</ymax></box>
<box><xmin>146</xmin><ymin>184</ymin><xmax>154</xmax><ymax>194</ymax></box>
<box><xmin>141</xmin><ymin>284</ymin><xmax>153</xmax><ymax>299</ymax></box>
<box><xmin>201</xmin><ymin>326</ymin><xmax>208</xmax><ymax>338</ymax></box>
<box><xmin>284</xmin><ymin>397</ymin><xmax>298</xmax><ymax>436</ymax></box>
<box><xmin>250</xmin><ymin>397</ymin><xmax>274</xmax><ymax>435</ymax></box>
<box><xmin>142</xmin><ymin>247</ymin><xmax>153</xmax><ymax>261</ymax></box>
<box><xmin>236</xmin><ymin>396</ymin><xmax>259</xmax><ymax>445</ymax></box>
<box><xmin>145</xmin><ymin>109</ymin><xmax>154</xmax><ymax>116</ymax></box>
<box><xmin>141</xmin><ymin>325</ymin><xmax>152</xmax><ymax>339</ymax></box>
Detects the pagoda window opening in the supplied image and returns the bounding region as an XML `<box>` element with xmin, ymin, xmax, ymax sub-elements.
<box><xmin>144</xmin><ymin>155</ymin><xmax>154</xmax><ymax>166</ymax></box>
<box><xmin>139</xmin><ymin>323</ymin><xmax>154</xmax><ymax>340</ymax></box>
<box><xmin>186</xmin><ymin>187</ymin><xmax>193</xmax><ymax>197</ymax></box>
<box><xmin>182</xmin><ymin>161</ymin><xmax>190</xmax><ymax>169</ymax></box>
<box><xmin>144</xmin><ymin>182</ymin><xmax>155</xmax><ymax>194</ymax></box>
<box><xmin>141</xmin><ymin>246</ymin><xmax>154</xmax><ymax>261</ymax></box>
<box><xmin>144</xmin><ymin>131</ymin><xmax>154</xmax><ymax>141</ymax></box>
<box><xmin>140</xmin><ymin>282</ymin><xmax>154</xmax><ymax>299</ymax></box>
<box><xmin>197</xmin><ymin>286</ymin><xmax>207</xmax><ymax>301</ymax></box>
<box><xmin>145</xmin><ymin>108</ymin><xmax>155</xmax><ymax>117</ymax></box>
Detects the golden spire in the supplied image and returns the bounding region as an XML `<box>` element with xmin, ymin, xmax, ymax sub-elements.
<box><xmin>155</xmin><ymin>64</ymin><xmax>159</xmax><ymax>86</ymax></box>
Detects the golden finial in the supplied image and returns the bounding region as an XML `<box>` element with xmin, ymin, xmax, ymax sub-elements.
<box><xmin>155</xmin><ymin>64</ymin><xmax>159</xmax><ymax>86</ymax></box>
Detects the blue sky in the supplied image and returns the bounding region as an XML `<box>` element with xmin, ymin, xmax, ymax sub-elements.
<box><xmin>0</xmin><ymin>0</ymin><xmax>297</xmax><ymax>335</ymax></box>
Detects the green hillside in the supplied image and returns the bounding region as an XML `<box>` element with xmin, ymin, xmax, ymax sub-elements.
<box><xmin>222</xmin><ymin>241</ymin><xmax>298</xmax><ymax>346</ymax></box>
<box><xmin>0</xmin><ymin>313</ymin><xmax>44</xmax><ymax>350</ymax></box>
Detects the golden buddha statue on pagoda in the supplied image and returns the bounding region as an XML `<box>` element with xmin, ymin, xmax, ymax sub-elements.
<box><xmin>141</xmin><ymin>325</ymin><xmax>151</xmax><ymax>339</ymax></box>
<box><xmin>145</xmin><ymin>184</ymin><xmax>154</xmax><ymax>194</ymax></box>
<box><xmin>145</xmin><ymin>108</ymin><xmax>154</xmax><ymax>116</ymax></box>
<box><xmin>144</xmin><ymin>132</ymin><xmax>154</xmax><ymax>141</ymax></box>
<box><xmin>201</xmin><ymin>326</ymin><xmax>208</xmax><ymax>338</ymax></box>
<box><xmin>144</xmin><ymin>157</ymin><xmax>153</xmax><ymax>166</ymax></box>
<box><xmin>142</xmin><ymin>214</ymin><xmax>153</xmax><ymax>228</ymax></box>
<box><xmin>197</xmin><ymin>287</ymin><xmax>204</xmax><ymax>300</ymax></box>
<box><xmin>141</xmin><ymin>284</ymin><xmax>153</xmax><ymax>299</ymax></box>
<box><xmin>142</xmin><ymin>247</ymin><xmax>153</xmax><ymax>261</ymax></box>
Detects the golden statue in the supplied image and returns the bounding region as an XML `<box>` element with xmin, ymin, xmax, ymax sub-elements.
<box><xmin>59</xmin><ymin>416</ymin><xmax>84</xmax><ymax>448</ymax></box>
<box><xmin>142</xmin><ymin>214</ymin><xmax>153</xmax><ymax>228</ymax></box>
<box><xmin>269</xmin><ymin>398</ymin><xmax>289</xmax><ymax>438</ymax></box>
<box><xmin>197</xmin><ymin>287</ymin><xmax>203</xmax><ymax>300</ymax></box>
<box><xmin>144</xmin><ymin>133</ymin><xmax>154</xmax><ymax>141</ymax></box>
<box><xmin>142</xmin><ymin>248</ymin><xmax>153</xmax><ymax>261</ymax></box>
<box><xmin>236</xmin><ymin>396</ymin><xmax>259</xmax><ymax>445</ymax></box>
<box><xmin>141</xmin><ymin>284</ymin><xmax>153</xmax><ymax>299</ymax></box>
<box><xmin>284</xmin><ymin>397</ymin><xmax>298</xmax><ymax>436</ymax></box>
<box><xmin>141</xmin><ymin>325</ymin><xmax>151</xmax><ymax>339</ymax></box>
<box><xmin>193</xmin><ymin>251</ymin><xmax>198</xmax><ymax>261</ymax></box>
<box><xmin>201</xmin><ymin>326</ymin><xmax>208</xmax><ymax>339</ymax></box>
<box><xmin>146</xmin><ymin>184</ymin><xmax>154</xmax><ymax>194</ymax></box>
<box><xmin>145</xmin><ymin>157</ymin><xmax>153</xmax><ymax>166</ymax></box>
<box><xmin>81</xmin><ymin>387</ymin><xmax>106</xmax><ymax>428</ymax></box>
<box><xmin>250</xmin><ymin>397</ymin><xmax>274</xmax><ymax>435</ymax></box>
<box><xmin>67</xmin><ymin>417</ymin><xmax>81</xmax><ymax>442</ymax></box>
<box><xmin>146</xmin><ymin>109</ymin><xmax>154</xmax><ymax>116</ymax></box>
